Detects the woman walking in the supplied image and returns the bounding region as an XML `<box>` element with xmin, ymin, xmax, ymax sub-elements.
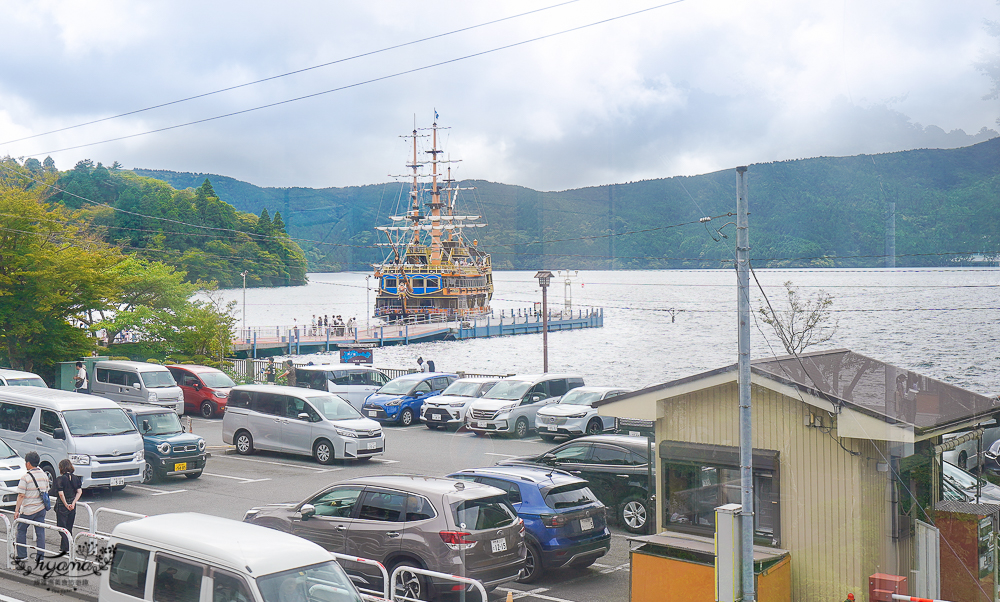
<box><xmin>54</xmin><ymin>459</ymin><xmax>83</xmax><ymax>554</ymax></box>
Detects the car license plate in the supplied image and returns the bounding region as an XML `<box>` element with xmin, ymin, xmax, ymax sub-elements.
<box><xmin>547</xmin><ymin>424</ymin><xmax>558</xmax><ymax>431</ymax></box>
<box><xmin>580</xmin><ymin>516</ymin><xmax>595</xmax><ymax>531</ymax></box>
<box><xmin>368</xmin><ymin>410</ymin><xmax>378</xmax><ymax>417</ymax></box>
<box><xmin>110</xmin><ymin>477</ymin><xmax>125</xmax><ymax>486</ymax></box>
<box><xmin>477</xmin><ymin>421</ymin><xmax>488</xmax><ymax>428</ymax></box>
<box><xmin>174</xmin><ymin>462</ymin><xmax>187</xmax><ymax>472</ymax></box>
<box><xmin>367</xmin><ymin>442</ymin><xmax>377</xmax><ymax>450</ymax></box>
<box><xmin>491</xmin><ymin>537</ymin><xmax>507</xmax><ymax>553</ymax></box>
<box><xmin>432</xmin><ymin>414</ymin><xmax>442</xmax><ymax>421</ymax></box>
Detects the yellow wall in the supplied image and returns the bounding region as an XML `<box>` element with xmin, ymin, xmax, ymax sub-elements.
<box><xmin>655</xmin><ymin>382</ymin><xmax>894</xmax><ymax>602</ymax></box>
<box><xmin>630</xmin><ymin>554</ymin><xmax>714</xmax><ymax>602</ymax></box>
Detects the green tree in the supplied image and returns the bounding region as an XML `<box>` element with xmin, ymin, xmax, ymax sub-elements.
<box><xmin>0</xmin><ymin>159</ymin><xmax>123</xmax><ymax>372</ymax></box>
<box><xmin>758</xmin><ymin>281</ymin><xmax>838</xmax><ymax>356</ymax></box>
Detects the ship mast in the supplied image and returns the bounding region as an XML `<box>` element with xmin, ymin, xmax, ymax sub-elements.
<box><xmin>428</xmin><ymin>121</ymin><xmax>444</xmax><ymax>264</ymax></box>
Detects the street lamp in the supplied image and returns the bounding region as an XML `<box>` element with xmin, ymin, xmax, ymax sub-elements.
<box><xmin>534</xmin><ymin>270</ymin><xmax>554</xmax><ymax>373</ymax></box>
<box><xmin>365</xmin><ymin>275</ymin><xmax>371</xmax><ymax>334</ymax></box>
<box><xmin>240</xmin><ymin>270</ymin><xmax>249</xmax><ymax>340</ymax></box>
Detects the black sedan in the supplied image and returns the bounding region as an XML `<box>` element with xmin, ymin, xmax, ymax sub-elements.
<box><xmin>497</xmin><ymin>434</ymin><xmax>654</xmax><ymax>534</ymax></box>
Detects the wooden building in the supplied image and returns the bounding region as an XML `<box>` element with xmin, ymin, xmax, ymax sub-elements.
<box><xmin>596</xmin><ymin>349</ymin><xmax>1000</xmax><ymax>602</ymax></box>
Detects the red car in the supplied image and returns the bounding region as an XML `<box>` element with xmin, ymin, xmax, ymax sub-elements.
<box><xmin>166</xmin><ymin>365</ymin><xmax>236</xmax><ymax>418</ymax></box>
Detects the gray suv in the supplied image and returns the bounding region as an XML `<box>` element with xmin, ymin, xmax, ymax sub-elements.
<box><xmin>243</xmin><ymin>475</ymin><xmax>526</xmax><ymax>599</ymax></box>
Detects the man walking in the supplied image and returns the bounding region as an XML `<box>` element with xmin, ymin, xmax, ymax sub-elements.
<box><xmin>14</xmin><ymin>451</ymin><xmax>49</xmax><ymax>562</ymax></box>
<box><xmin>74</xmin><ymin>361</ymin><xmax>89</xmax><ymax>394</ymax></box>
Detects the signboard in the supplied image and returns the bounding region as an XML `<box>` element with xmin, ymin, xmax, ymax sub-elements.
<box><xmin>616</xmin><ymin>417</ymin><xmax>655</xmax><ymax>438</ymax></box>
<box><xmin>340</xmin><ymin>348</ymin><xmax>373</xmax><ymax>364</ymax></box>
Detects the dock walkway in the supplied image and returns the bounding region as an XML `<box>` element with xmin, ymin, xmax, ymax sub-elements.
<box><xmin>232</xmin><ymin>308</ymin><xmax>603</xmax><ymax>358</ymax></box>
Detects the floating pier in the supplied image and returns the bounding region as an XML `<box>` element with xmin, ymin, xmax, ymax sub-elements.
<box><xmin>232</xmin><ymin>308</ymin><xmax>603</xmax><ymax>358</ymax></box>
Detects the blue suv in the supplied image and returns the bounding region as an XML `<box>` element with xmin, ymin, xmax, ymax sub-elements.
<box><xmin>448</xmin><ymin>465</ymin><xmax>610</xmax><ymax>582</ymax></box>
<box><xmin>362</xmin><ymin>373</ymin><xmax>457</xmax><ymax>426</ymax></box>
<box><xmin>122</xmin><ymin>403</ymin><xmax>207</xmax><ymax>483</ymax></box>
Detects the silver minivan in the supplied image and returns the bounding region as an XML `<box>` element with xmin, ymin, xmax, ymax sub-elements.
<box><xmin>0</xmin><ymin>368</ymin><xmax>47</xmax><ymax>387</ymax></box>
<box><xmin>222</xmin><ymin>385</ymin><xmax>385</xmax><ymax>464</ymax></box>
<box><xmin>91</xmin><ymin>361</ymin><xmax>184</xmax><ymax>414</ymax></box>
<box><xmin>0</xmin><ymin>387</ymin><xmax>143</xmax><ymax>489</ymax></box>
<box><xmin>467</xmin><ymin>374</ymin><xmax>585</xmax><ymax>438</ymax></box>
<box><xmin>295</xmin><ymin>364</ymin><xmax>390</xmax><ymax>411</ymax></box>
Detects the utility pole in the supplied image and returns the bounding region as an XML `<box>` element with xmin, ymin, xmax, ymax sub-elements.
<box><xmin>240</xmin><ymin>270</ymin><xmax>249</xmax><ymax>340</ymax></box>
<box><xmin>534</xmin><ymin>271</ymin><xmax>554</xmax><ymax>373</ymax></box>
<box><xmin>736</xmin><ymin>166</ymin><xmax>755</xmax><ymax>602</ymax></box>
<box><xmin>366</xmin><ymin>275</ymin><xmax>371</xmax><ymax>334</ymax></box>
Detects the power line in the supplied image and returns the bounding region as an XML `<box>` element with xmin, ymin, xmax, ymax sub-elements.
<box><xmin>0</xmin><ymin>1</ymin><xmax>585</xmax><ymax>148</ymax></box>
<box><xmin>23</xmin><ymin>0</ymin><xmax>689</xmax><ymax>158</ymax></box>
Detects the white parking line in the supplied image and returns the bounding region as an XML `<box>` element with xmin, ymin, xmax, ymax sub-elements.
<box><xmin>600</xmin><ymin>562</ymin><xmax>631</xmax><ymax>575</ymax></box>
<box><xmin>0</xmin><ymin>593</ymin><xmax>28</xmax><ymax>602</ymax></box>
<box><xmin>227</xmin><ymin>456</ymin><xmax>342</xmax><ymax>472</ymax></box>
<box><xmin>369</xmin><ymin>458</ymin><xmax>399</xmax><ymax>464</ymax></box>
<box><xmin>128</xmin><ymin>484</ymin><xmax>188</xmax><ymax>495</ymax></box>
<box><xmin>203</xmin><ymin>472</ymin><xmax>271</xmax><ymax>483</ymax></box>
<box><xmin>483</xmin><ymin>453</ymin><xmax>519</xmax><ymax>457</ymax></box>
<box><xmin>497</xmin><ymin>587</ymin><xmax>580</xmax><ymax>602</ymax></box>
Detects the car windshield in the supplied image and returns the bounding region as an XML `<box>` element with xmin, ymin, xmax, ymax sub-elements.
<box><xmin>943</xmin><ymin>462</ymin><xmax>980</xmax><ymax>490</ymax></box>
<box><xmin>442</xmin><ymin>380</ymin><xmax>495</xmax><ymax>397</ymax></box>
<box><xmin>141</xmin><ymin>412</ymin><xmax>183</xmax><ymax>435</ymax></box>
<box><xmin>376</xmin><ymin>379</ymin><xmax>417</xmax><ymax>396</ymax></box>
<box><xmin>0</xmin><ymin>438</ymin><xmax>18</xmax><ymax>458</ymax></box>
<box><xmin>198</xmin><ymin>371</ymin><xmax>236</xmax><ymax>388</ymax></box>
<box><xmin>63</xmin><ymin>408</ymin><xmax>137</xmax><ymax>437</ymax></box>
<box><xmin>140</xmin><ymin>371</ymin><xmax>177</xmax><ymax>388</ymax></box>
<box><xmin>309</xmin><ymin>395</ymin><xmax>362</xmax><ymax>421</ymax></box>
<box><xmin>544</xmin><ymin>483</ymin><xmax>600</xmax><ymax>509</ymax></box>
<box><xmin>257</xmin><ymin>560</ymin><xmax>362</xmax><ymax>602</ymax></box>
<box><xmin>558</xmin><ymin>390</ymin><xmax>604</xmax><ymax>406</ymax></box>
<box><xmin>483</xmin><ymin>380</ymin><xmax>532</xmax><ymax>401</ymax></box>
<box><xmin>5</xmin><ymin>377</ymin><xmax>46</xmax><ymax>387</ymax></box>
<box><xmin>452</xmin><ymin>494</ymin><xmax>518</xmax><ymax>530</ymax></box>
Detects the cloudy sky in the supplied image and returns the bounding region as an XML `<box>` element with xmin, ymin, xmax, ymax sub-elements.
<box><xmin>1</xmin><ymin>1</ymin><xmax>997</xmax><ymax>192</ymax></box>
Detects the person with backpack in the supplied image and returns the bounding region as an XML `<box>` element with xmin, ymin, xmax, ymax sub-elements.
<box><xmin>54</xmin><ymin>458</ymin><xmax>83</xmax><ymax>554</ymax></box>
<box><xmin>14</xmin><ymin>451</ymin><xmax>49</xmax><ymax>562</ymax></box>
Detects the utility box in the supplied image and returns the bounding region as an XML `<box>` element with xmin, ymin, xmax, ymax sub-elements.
<box><xmin>55</xmin><ymin>356</ymin><xmax>108</xmax><ymax>391</ymax></box>
<box><xmin>935</xmin><ymin>500</ymin><xmax>999</xmax><ymax>602</ymax></box>
<box><xmin>716</xmin><ymin>503</ymin><xmax>742</xmax><ymax>602</ymax></box>
<box><xmin>868</xmin><ymin>573</ymin><xmax>906</xmax><ymax>602</ymax></box>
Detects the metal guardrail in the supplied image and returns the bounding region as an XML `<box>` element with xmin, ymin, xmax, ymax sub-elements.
<box><xmin>388</xmin><ymin>565</ymin><xmax>488</xmax><ymax>602</ymax></box>
<box><xmin>328</xmin><ymin>551</ymin><xmax>390</xmax><ymax>600</ymax></box>
<box><xmin>5</xmin><ymin>517</ymin><xmax>72</xmax><ymax>569</ymax></box>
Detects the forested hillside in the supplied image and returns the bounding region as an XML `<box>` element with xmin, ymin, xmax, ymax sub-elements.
<box><xmin>134</xmin><ymin>137</ymin><xmax>1000</xmax><ymax>271</ymax></box>
<box><xmin>41</xmin><ymin>161</ymin><xmax>307</xmax><ymax>287</ymax></box>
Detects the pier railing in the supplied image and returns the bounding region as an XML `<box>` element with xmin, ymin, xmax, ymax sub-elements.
<box><xmin>221</xmin><ymin>357</ymin><xmax>513</xmax><ymax>384</ymax></box>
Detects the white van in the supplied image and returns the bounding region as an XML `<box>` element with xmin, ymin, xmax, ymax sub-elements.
<box><xmin>294</xmin><ymin>364</ymin><xmax>390</xmax><ymax>411</ymax></box>
<box><xmin>100</xmin><ymin>513</ymin><xmax>366</xmax><ymax>602</ymax></box>
<box><xmin>467</xmin><ymin>374</ymin><xmax>585</xmax><ymax>438</ymax></box>
<box><xmin>222</xmin><ymin>385</ymin><xmax>384</xmax><ymax>464</ymax></box>
<box><xmin>0</xmin><ymin>387</ymin><xmax>143</xmax><ymax>489</ymax></box>
<box><xmin>91</xmin><ymin>361</ymin><xmax>184</xmax><ymax>414</ymax></box>
<box><xmin>0</xmin><ymin>368</ymin><xmax>47</xmax><ymax>388</ymax></box>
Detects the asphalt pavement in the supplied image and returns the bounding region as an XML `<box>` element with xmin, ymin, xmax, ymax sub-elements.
<box><xmin>0</xmin><ymin>416</ymin><xmax>634</xmax><ymax>602</ymax></box>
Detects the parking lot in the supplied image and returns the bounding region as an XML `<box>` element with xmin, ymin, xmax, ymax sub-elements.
<box><xmin>12</xmin><ymin>416</ymin><xmax>635</xmax><ymax>602</ymax></box>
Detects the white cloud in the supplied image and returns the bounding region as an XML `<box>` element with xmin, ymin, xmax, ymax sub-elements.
<box><xmin>0</xmin><ymin>0</ymin><xmax>996</xmax><ymax>190</ymax></box>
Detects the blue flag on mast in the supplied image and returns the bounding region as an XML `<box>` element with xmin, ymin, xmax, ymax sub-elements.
<box><xmin>434</xmin><ymin>110</ymin><xmax>439</xmax><ymax>121</ymax></box>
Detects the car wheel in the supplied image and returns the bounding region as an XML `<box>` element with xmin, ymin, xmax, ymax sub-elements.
<box><xmin>185</xmin><ymin>471</ymin><xmax>203</xmax><ymax>479</ymax></box>
<box><xmin>200</xmin><ymin>401</ymin><xmax>215</xmax><ymax>418</ymax></box>
<box><xmin>958</xmin><ymin>450</ymin><xmax>969</xmax><ymax>470</ymax></box>
<box><xmin>539</xmin><ymin>434</ymin><xmax>555</xmax><ymax>443</ymax></box>
<box><xmin>621</xmin><ymin>495</ymin><xmax>650</xmax><ymax>534</ymax></box>
<box><xmin>586</xmin><ymin>420</ymin><xmax>603</xmax><ymax>435</ymax></box>
<box><xmin>313</xmin><ymin>439</ymin><xmax>335</xmax><ymax>465</ymax></box>
<box><xmin>235</xmin><ymin>431</ymin><xmax>254</xmax><ymax>455</ymax></box>
<box><xmin>141</xmin><ymin>461</ymin><xmax>157</xmax><ymax>484</ymax></box>
<box><xmin>399</xmin><ymin>408</ymin><xmax>415</xmax><ymax>426</ymax></box>
<box><xmin>41</xmin><ymin>464</ymin><xmax>57</xmax><ymax>488</ymax></box>
<box><xmin>391</xmin><ymin>561</ymin><xmax>427</xmax><ymax>601</ymax></box>
<box><xmin>517</xmin><ymin>541</ymin><xmax>544</xmax><ymax>583</ymax></box>
<box><xmin>513</xmin><ymin>417</ymin><xmax>529</xmax><ymax>439</ymax></box>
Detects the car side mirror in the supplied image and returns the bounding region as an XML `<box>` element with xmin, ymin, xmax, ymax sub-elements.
<box><xmin>193</xmin><ymin>382</ymin><xmax>202</xmax><ymax>390</ymax></box>
<box><xmin>300</xmin><ymin>504</ymin><xmax>316</xmax><ymax>520</ymax></box>
<box><xmin>541</xmin><ymin>452</ymin><xmax>557</xmax><ymax>463</ymax></box>
<box><xmin>297</xmin><ymin>412</ymin><xmax>311</xmax><ymax>421</ymax></box>
<box><xmin>132</xmin><ymin>383</ymin><xmax>141</xmax><ymax>389</ymax></box>
<box><xmin>52</xmin><ymin>428</ymin><xmax>65</xmax><ymax>440</ymax></box>
<box><xmin>141</xmin><ymin>420</ymin><xmax>151</xmax><ymax>433</ymax></box>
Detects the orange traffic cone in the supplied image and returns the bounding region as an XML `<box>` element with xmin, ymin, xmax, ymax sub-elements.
<box><xmin>506</xmin><ymin>591</ymin><xmax>514</xmax><ymax>602</ymax></box>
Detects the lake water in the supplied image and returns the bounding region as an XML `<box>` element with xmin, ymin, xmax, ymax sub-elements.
<box><xmin>216</xmin><ymin>268</ymin><xmax>1000</xmax><ymax>396</ymax></box>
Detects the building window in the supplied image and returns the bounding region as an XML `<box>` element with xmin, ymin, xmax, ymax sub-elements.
<box><xmin>660</xmin><ymin>440</ymin><xmax>781</xmax><ymax>546</ymax></box>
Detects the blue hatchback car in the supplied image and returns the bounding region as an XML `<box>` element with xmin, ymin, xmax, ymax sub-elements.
<box><xmin>447</xmin><ymin>465</ymin><xmax>611</xmax><ymax>583</ymax></box>
<box><xmin>362</xmin><ymin>372</ymin><xmax>457</xmax><ymax>426</ymax></box>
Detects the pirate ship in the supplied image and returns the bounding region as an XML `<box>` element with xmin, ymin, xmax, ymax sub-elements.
<box><xmin>373</xmin><ymin>118</ymin><xmax>492</xmax><ymax>322</ymax></box>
